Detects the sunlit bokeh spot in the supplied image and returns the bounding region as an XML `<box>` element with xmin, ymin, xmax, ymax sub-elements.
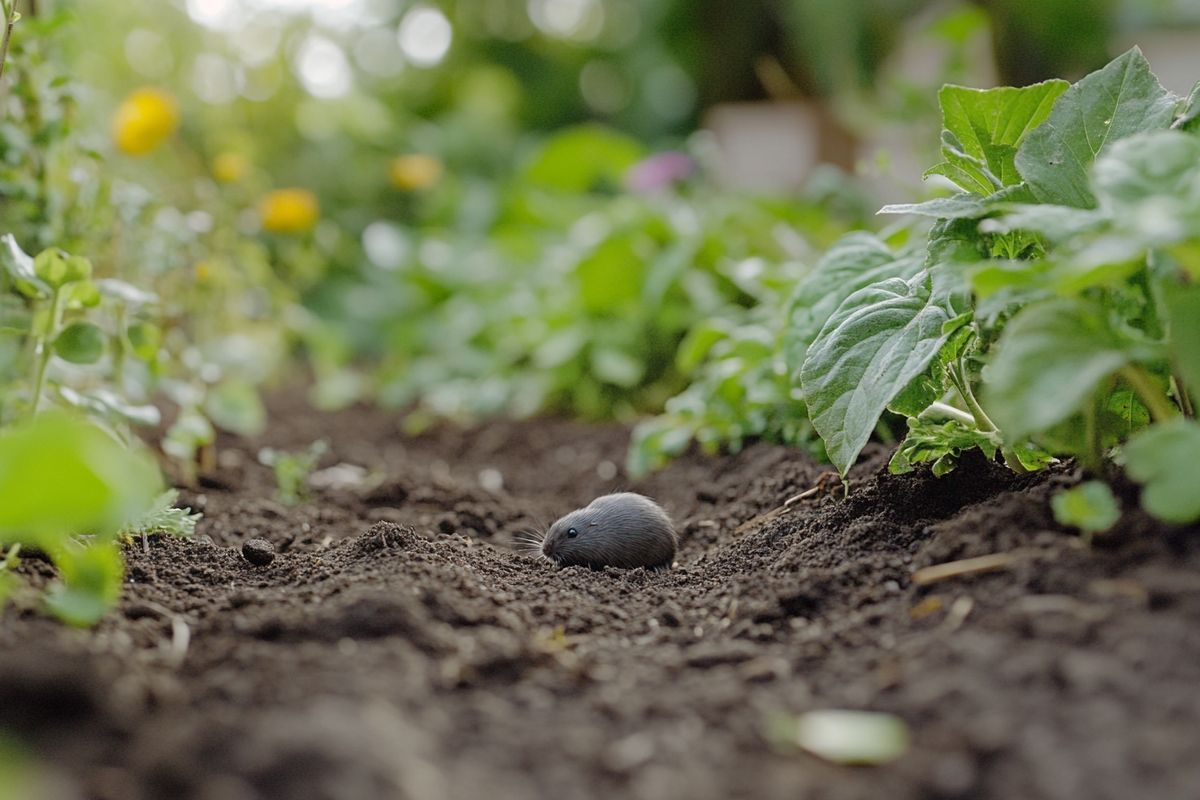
<box><xmin>527</xmin><ymin>0</ymin><xmax>605</xmax><ymax>41</ymax></box>
<box><xmin>398</xmin><ymin>6</ymin><xmax>453</xmax><ymax>69</ymax></box>
<box><xmin>124</xmin><ymin>29</ymin><xmax>174</xmax><ymax>79</ymax></box>
<box><xmin>294</xmin><ymin>36</ymin><xmax>353</xmax><ymax>98</ymax></box>
<box><xmin>193</xmin><ymin>53</ymin><xmax>242</xmax><ymax>105</ymax></box>
<box><xmin>354</xmin><ymin>27</ymin><xmax>405</xmax><ymax>77</ymax></box>
<box><xmin>362</xmin><ymin>221</ymin><xmax>410</xmax><ymax>270</ymax></box>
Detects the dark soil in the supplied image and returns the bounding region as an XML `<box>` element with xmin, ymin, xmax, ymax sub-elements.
<box><xmin>3</xmin><ymin>399</ymin><xmax>1199</xmax><ymax>800</ymax></box>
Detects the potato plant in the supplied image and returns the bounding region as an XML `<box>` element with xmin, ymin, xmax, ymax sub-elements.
<box><xmin>793</xmin><ymin>48</ymin><xmax>1200</xmax><ymax>524</ymax></box>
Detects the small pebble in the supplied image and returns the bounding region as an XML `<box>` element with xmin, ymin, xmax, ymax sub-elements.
<box><xmin>241</xmin><ymin>538</ymin><xmax>276</xmax><ymax>567</ymax></box>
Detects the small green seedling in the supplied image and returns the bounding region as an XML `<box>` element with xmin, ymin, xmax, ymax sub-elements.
<box><xmin>258</xmin><ymin>439</ymin><xmax>328</xmax><ymax>506</ymax></box>
<box><xmin>1051</xmin><ymin>481</ymin><xmax>1121</xmax><ymax>541</ymax></box>
<box><xmin>0</xmin><ymin>412</ymin><xmax>160</xmax><ymax>626</ymax></box>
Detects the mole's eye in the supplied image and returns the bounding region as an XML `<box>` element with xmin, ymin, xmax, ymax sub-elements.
<box><xmin>566</xmin><ymin>527</ymin><xmax>579</xmax><ymax>538</ymax></box>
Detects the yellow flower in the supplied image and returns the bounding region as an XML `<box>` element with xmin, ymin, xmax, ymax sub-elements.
<box><xmin>194</xmin><ymin>261</ymin><xmax>214</xmax><ymax>283</ymax></box>
<box><xmin>389</xmin><ymin>154</ymin><xmax>443</xmax><ymax>191</ymax></box>
<box><xmin>112</xmin><ymin>88</ymin><xmax>180</xmax><ymax>156</ymax></box>
<box><xmin>213</xmin><ymin>152</ymin><xmax>249</xmax><ymax>184</ymax></box>
<box><xmin>258</xmin><ymin>188</ymin><xmax>319</xmax><ymax>234</ymax></box>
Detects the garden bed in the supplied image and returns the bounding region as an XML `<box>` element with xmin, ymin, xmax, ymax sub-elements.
<box><xmin>2</xmin><ymin>399</ymin><xmax>1199</xmax><ymax>800</ymax></box>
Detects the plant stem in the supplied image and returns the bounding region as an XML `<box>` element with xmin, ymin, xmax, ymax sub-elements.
<box><xmin>1119</xmin><ymin>365</ymin><xmax>1179</xmax><ymax>424</ymax></box>
<box><xmin>1171</xmin><ymin>374</ymin><xmax>1195</xmax><ymax>418</ymax></box>
<box><xmin>919</xmin><ymin>401</ymin><xmax>977</xmax><ymax>427</ymax></box>
<box><xmin>29</xmin><ymin>286</ymin><xmax>62</xmax><ymax>416</ymax></box>
<box><xmin>0</xmin><ymin>3</ymin><xmax>15</xmax><ymax>84</ymax></box>
<box><xmin>949</xmin><ymin>357</ymin><xmax>998</xmax><ymax>433</ymax></box>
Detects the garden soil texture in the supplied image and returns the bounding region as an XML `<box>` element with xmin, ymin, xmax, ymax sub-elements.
<box><xmin>3</xmin><ymin>399</ymin><xmax>1199</xmax><ymax>800</ymax></box>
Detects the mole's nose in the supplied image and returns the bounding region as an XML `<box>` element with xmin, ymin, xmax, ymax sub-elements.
<box><xmin>541</xmin><ymin>537</ymin><xmax>554</xmax><ymax>557</ymax></box>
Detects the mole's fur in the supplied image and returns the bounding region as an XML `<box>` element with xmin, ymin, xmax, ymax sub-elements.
<box><xmin>541</xmin><ymin>493</ymin><xmax>676</xmax><ymax>570</ymax></box>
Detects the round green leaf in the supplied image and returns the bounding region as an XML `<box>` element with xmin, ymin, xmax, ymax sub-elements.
<box><xmin>53</xmin><ymin>321</ymin><xmax>105</xmax><ymax>364</ymax></box>
<box><xmin>1051</xmin><ymin>481</ymin><xmax>1121</xmax><ymax>534</ymax></box>
<box><xmin>33</xmin><ymin>248</ymin><xmax>68</xmax><ymax>287</ymax></box>
<box><xmin>66</xmin><ymin>280</ymin><xmax>102</xmax><ymax>309</ymax></box>
<box><xmin>63</xmin><ymin>255</ymin><xmax>92</xmax><ymax>284</ymax></box>
<box><xmin>127</xmin><ymin>322</ymin><xmax>162</xmax><ymax>362</ymax></box>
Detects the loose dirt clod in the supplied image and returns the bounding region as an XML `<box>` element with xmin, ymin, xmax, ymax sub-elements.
<box><xmin>241</xmin><ymin>538</ymin><xmax>276</xmax><ymax>566</ymax></box>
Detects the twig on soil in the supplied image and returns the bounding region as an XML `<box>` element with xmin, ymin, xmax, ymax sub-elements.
<box><xmin>941</xmin><ymin>596</ymin><xmax>974</xmax><ymax>631</ymax></box>
<box><xmin>784</xmin><ymin>486</ymin><xmax>821</xmax><ymax>507</ymax></box>
<box><xmin>911</xmin><ymin>552</ymin><xmax>1015</xmax><ymax>586</ymax></box>
<box><xmin>784</xmin><ymin>472</ymin><xmax>841</xmax><ymax>507</ymax></box>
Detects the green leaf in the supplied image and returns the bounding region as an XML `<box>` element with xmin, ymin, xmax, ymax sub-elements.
<box><xmin>889</xmin><ymin>417</ymin><xmax>999</xmax><ymax>476</ymax></box>
<box><xmin>881</xmin><ymin>183</ymin><xmax>1036</xmax><ymax>220</ymax></box>
<box><xmin>801</xmin><ymin>269</ymin><xmax>966</xmax><ymax>475</ymax></box>
<box><xmin>44</xmin><ymin>540</ymin><xmax>124</xmax><ymax>627</ymax></box>
<box><xmin>57</xmin><ymin>387</ymin><xmax>162</xmax><ymax>428</ymax></box>
<box><xmin>522</xmin><ymin>124</ymin><xmax>644</xmax><ymax>193</ymax></box>
<box><xmin>793</xmin><ymin>710</ymin><xmax>909</xmax><ymax>766</ymax></box>
<box><xmin>1015</xmin><ymin>48</ymin><xmax>1177</xmax><ymax>208</ymax></box>
<box><xmin>96</xmin><ymin>278</ymin><xmax>158</xmax><ymax>307</ymax></box>
<box><xmin>0</xmin><ymin>412</ymin><xmax>161</xmax><ymax>545</ymax></box>
<box><xmin>927</xmin><ymin>81</ymin><xmax>1070</xmax><ymax>194</ymax></box>
<box><xmin>32</xmin><ymin>249</ymin><xmax>66</xmax><ymax>287</ymax></box>
<box><xmin>65</xmin><ymin>280</ymin><xmax>102</xmax><ymax>309</ymax></box>
<box><xmin>53</xmin><ymin>321</ymin><xmax>105</xmax><ymax>364</ymax></box>
<box><xmin>590</xmin><ymin>347</ymin><xmax>643</xmax><ymax>387</ymax></box>
<box><xmin>1173</xmin><ymin>80</ymin><xmax>1200</xmax><ymax>133</ymax></box>
<box><xmin>983</xmin><ymin>298</ymin><xmax>1163</xmax><ymax>440</ymax></box>
<box><xmin>1051</xmin><ymin>481</ymin><xmax>1121</xmax><ymax>534</ymax></box>
<box><xmin>0</xmin><ymin>233</ymin><xmax>49</xmax><ymax>298</ymax></box>
<box><xmin>127</xmin><ymin>321</ymin><xmax>162</xmax><ymax>361</ymax></box>
<box><xmin>204</xmin><ymin>380</ymin><xmax>267</xmax><ymax>437</ymax></box>
<box><xmin>121</xmin><ymin>489</ymin><xmax>201</xmax><ymax>538</ymax></box>
<box><xmin>978</xmin><ymin>204</ymin><xmax>1107</xmax><ymax>241</ymax></box>
<box><xmin>1160</xmin><ymin>280</ymin><xmax>1200</xmax><ymax>406</ymax></box>
<box><xmin>784</xmin><ymin>233</ymin><xmax>925</xmax><ymax>381</ymax></box>
<box><xmin>1125</xmin><ymin>419</ymin><xmax>1200</xmax><ymax>523</ymax></box>
<box><xmin>575</xmin><ymin>234</ymin><xmax>643</xmax><ymax>313</ymax></box>
<box><xmin>163</xmin><ymin>411</ymin><xmax>215</xmax><ymax>462</ymax></box>
<box><xmin>1093</xmin><ymin>130</ymin><xmax>1200</xmax><ymax>214</ymax></box>
<box><xmin>676</xmin><ymin>319</ymin><xmax>733</xmax><ymax>373</ymax></box>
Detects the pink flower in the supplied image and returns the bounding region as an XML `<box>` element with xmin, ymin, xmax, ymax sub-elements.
<box><xmin>625</xmin><ymin>151</ymin><xmax>695</xmax><ymax>193</ymax></box>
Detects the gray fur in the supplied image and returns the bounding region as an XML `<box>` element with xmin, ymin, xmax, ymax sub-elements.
<box><xmin>541</xmin><ymin>493</ymin><xmax>677</xmax><ymax>570</ymax></box>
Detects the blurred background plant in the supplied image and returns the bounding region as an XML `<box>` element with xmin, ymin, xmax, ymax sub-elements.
<box><xmin>5</xmin><ymin>0</ymin><xmax>1200</xmax><ymax>475</ymax></box>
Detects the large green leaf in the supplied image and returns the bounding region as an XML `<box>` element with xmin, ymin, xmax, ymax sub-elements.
<box><xmin>1015</xmin><ymin>48</ymin><xmax>1177</xmax><ymax>209</ymax></box>
<box><xmin>0</xmin><ymin>412</ymin><xmax>160</xmax><ymax>544</ymax></box>
<box><xmin>926</xmin><ymin>81</ymin><xmax>1069</xmax><ymax>194</ymax></box>
<box><xmin>522</xmin><ymin>124</ymin><xmax>644</xmax><ymax>193</ymax></box>
<box><xmin>1125</xmin><ymin>419</ymin><xmax>1200</xmax><ymax>523</ymax></box>
<box><xmin>783</xmin><ymin>233</ymin><xmax>924</xmax><ymax>381</ymax></box>
<box><xmin>879</xmin><ymin>183</ymin><xmax>1036</xmax><ymax>220</ymax></box>
<box><xmin>1093</xmin><ymin>130</ymin><xmax>1200</xmax><ymax>213</ymax></box>
<box><xmin>983</xmin><ymin>297</ymin><xmax>1163</xmax><ymax>439</ymax></box>
<box><xmin>800</xmin><ymin>269</ymin><xmax>966</xmax><ymax>475</ymax></box>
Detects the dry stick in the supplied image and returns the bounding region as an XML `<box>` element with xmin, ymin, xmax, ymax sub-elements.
<box><xmin>911</xmin><ymin>552</ymin><xmax>1016</xmax><ymax>586</ymax></box>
